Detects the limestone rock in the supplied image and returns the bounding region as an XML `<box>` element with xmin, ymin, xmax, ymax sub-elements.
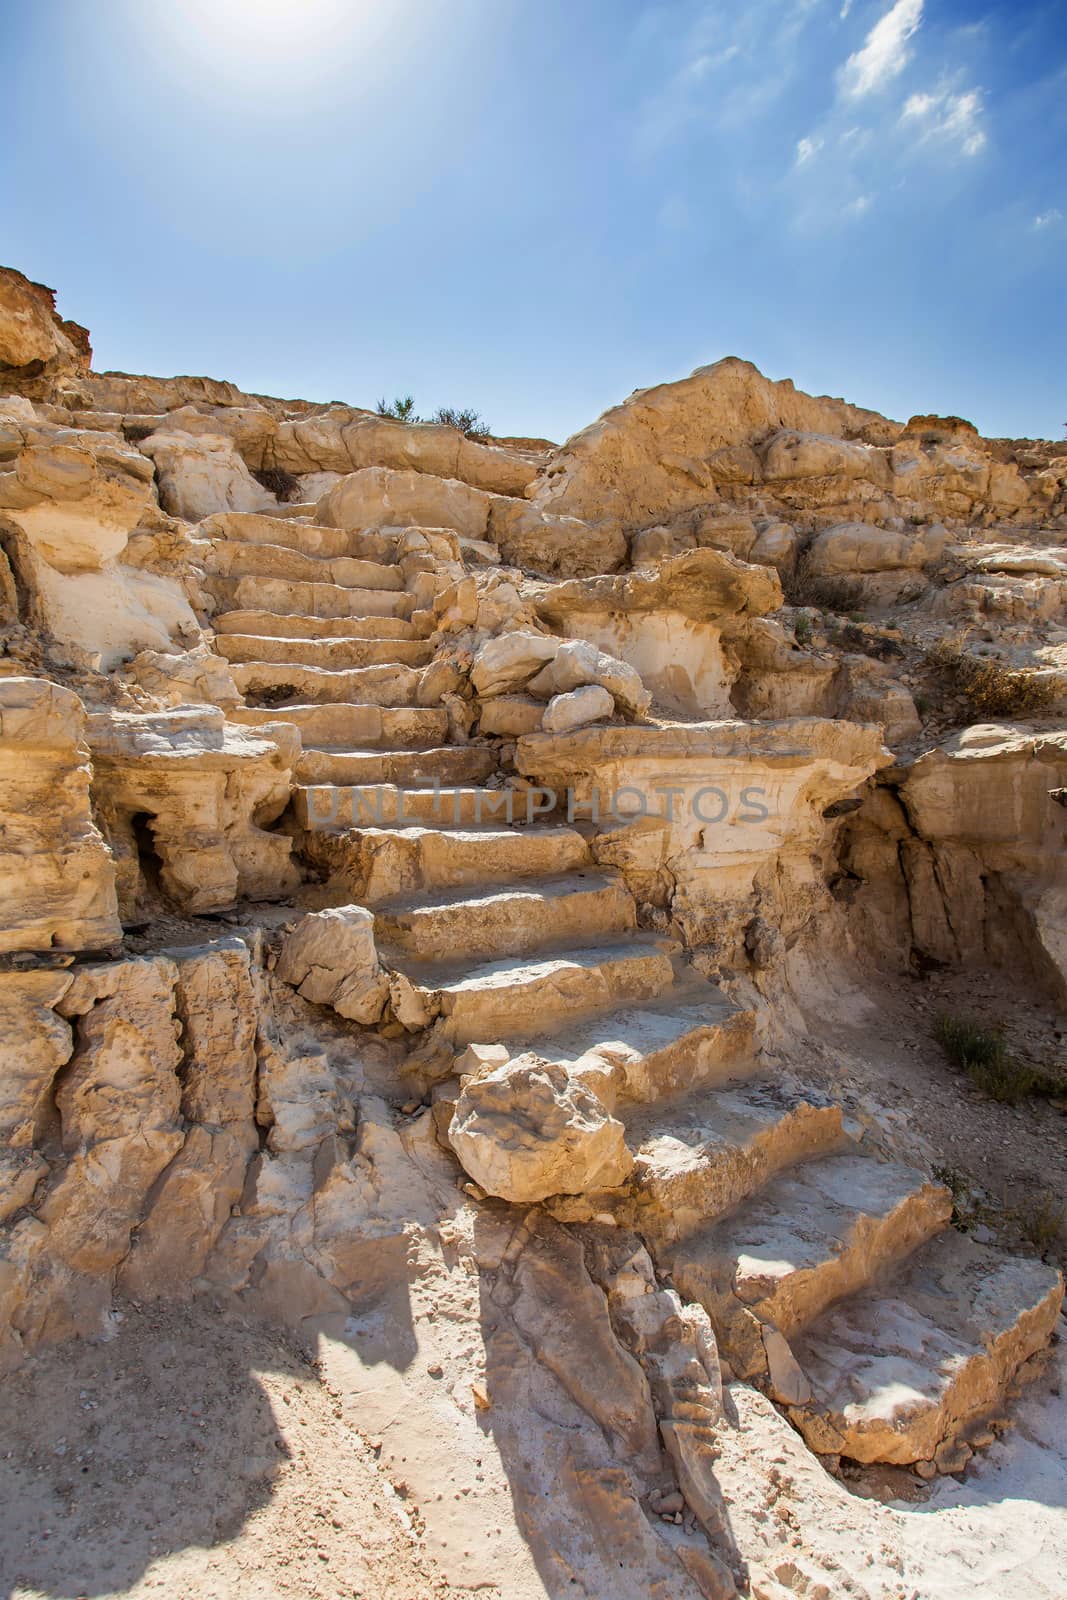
<box><xmin>169</xmin><ymin>938</ymin><xmax>259</xmax><ymax>1124</ymax></box>
<box><xmin>0</xmin><ymin>677</ymin><xmax>120</xmax><ymax>952</ymax></box>
<box><xmin>807</xmin><ymin>520</ymin><xmax>948</xmax><ymax>578</ymax></box>
<box><xmin>276</xmin><ymin>906</ymin><xmax>390</xmax><ymax>1024</ymax></box>
<box><xmin>470</xmin><ymin>630</ymin><xmax>560</xmax><ymax>697</ymax></box>
<box><xmin>0</xmin><ymin>970</ymin><xmax>74</xmax><ymax>1147</ymax></box>
<box><xmin>0</xmin><ymin>410</ymin><xmax>155</xmax><ymax>572</ymax></box>
<box><xmin>542</xmin><ymin>683</ymin><xmax>615</xmax><ymax>733</ymax></box>
<box><xmin>527</xmin><ymin>638</ymin><xmax>651</xmax><ymax>717</ymax></box>
<box><xmin>141</xmin><ymin>429</ymin><xmax>274</xmax><ymax>521</ymax></box>
<box><xmin>538</xmin><ymin>547</ymin><xmax>783</xmax><ymax>626</ymax></box>
<box><xmin>318</xmin><ymin>466</ymin><xmax>494</xmax><ymax>541</ymax></box>
<box><xmin>487</xmin><ymin>500</ymin><xmax>628</xmax><ymax>578</ymax></box>
<box><xmin>0</xmin><ymin>266</ymin><xmax>91</xmax><ymax>399</ymax></box>
<box><xmin>449</xmin><ymin>1054</ymin><xmax>633</xmax><ymax>1202</ymax></box>
<box><xmin>531</xmin><ymin>356</ymin><xmax>897</xmax><ymax>530</ymax></box>
<box><xmin>477</xmin><ymin>694</ymin><xmax>544</xmax><ymax>736</ymax></box>
<box><xmin>87</xmin><ymin>705</ymin><xmax>299</xmax><ymax>916</ymax></box>
<box><xmin>126</xmin><ymin>643</ymin><xmax>242</xmax><ymax>709</ymax></box>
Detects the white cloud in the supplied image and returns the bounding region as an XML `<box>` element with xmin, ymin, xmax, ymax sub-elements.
<box><xmin>840</xmin><ymin>0</ymin><xmax>853</xmax><ymax>16</ymax></box>
<box><xmin>1033</xmin><ymin>209</ymin><xmax>1063</xmax><ymax>230</ymax></box>
<box><xmin>795</xmin><ymin>134</ymin><xmax>823</xmax><ymax>164</ymax></box>
<box><xmin>838</xmin><ymin>0</ymin><xmax>923</xmax><ymax>99</ymax></box>
<box><xmin>842</xmin><ymin>193</ymin><xmax>874</xmax><ymax>217</ymax></box>
<box><xmin>901</xmin><ymin>85</ymin><xmax>987</xmax><ymax>156</ymax></box>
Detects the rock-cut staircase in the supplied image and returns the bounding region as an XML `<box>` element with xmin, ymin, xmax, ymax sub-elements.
<box><xmin>203</xmin><ymin>502</ymin><xmax>1063</xmax><ymax>1478</ymax></box>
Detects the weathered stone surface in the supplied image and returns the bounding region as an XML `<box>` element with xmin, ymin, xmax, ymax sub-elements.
<box><xmin>142</xmin><ymin>429</ymin><xmax>274</xmax><ymax>520</ymax></box>
<box><xmin>87</xmin><ymin>705</ymin><xmax>299</xmax><ymax>916</ymax></box>
<box><xmin>0</xmin><ymin>970</ymin><xmax>74</xmax><ymax>1148</ymax></box>
<box><xmin>538</xmin><ymin>547</ymin><xmax>783</xmax><ymax>625</ymax></box>
<box><xmin>527</xmin><ymin>638</ymin><xmax>651</xmax><ymax>717</ymax></box>
<box><xmin>0</xmin><ymin>678</ymin><xmax>120</xmax><ymax>952</ymax></box>
<box><xmin>807</xmin><ymin>520</ymin><xmax>948</xmax><ymax>578</ymax></box>
<box><xmin>318</xmin><ymin>466</ymin><xmax>494</xmax><ymax>540</ymax></box>
<box><xmin>275</xmin><ymin>906</ymin><xmax>390</xmax><ymax>1023</ymax></box>
<box><xmin>0</xmin><ymin>266</ymin><xmax>91</xmax><ymax>398</ymax></box>
<box><xmin>470</xmin><ymin>630</ymin><xmax>560</xmax><ymax>696</ymax></box>
<box><xmin>449</xmin><ymin>1055</ymin><xmax>633</xmax><ymax>1202</ymax></box>
<box><xmin>532</xmin><ymin>356</ymin><xmax>897</xmax><ymax>530</ymax></box>
<box><xmin>542</xmin><ymin>683</ymin><xmax>615</xmax><ymax>733</ymax></box>
<box><xmin>0</xmin><ymin>408</ymin><xmax>155</xmax><ymax>571</ymax></box>
<box><xmin>169</xmin><ymin>938</ymin><xmax>259</xmax><ymax>1124</ymax></box>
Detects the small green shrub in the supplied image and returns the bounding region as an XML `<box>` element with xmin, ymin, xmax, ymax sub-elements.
<box><xmin>1012</xmin><ymin>1191</ymin><xmax>1066</xmax><ymax>1253</ymax></box>
<box><xmin>251</xmin><ymin>465</ymin><xmax>301</xmax><ymax>503</ymax></box>
<box><xmin>376</xmin><ymin>395</ymin><xmax>419</xmax><ymax>422</ymax></box>
<box><xmin>933</xmin><ymin>1013</ymin><xmax>1056</xmax><ymax>1104</ymax></box>
<box><xmin>122</xmin><ymin>421</ymin><xmax>157</xmax><ymax>444</ymax></box>
<box><xmin>927</xmin><ymin>636</ymin><xmax>1056</xmax><ymax>719</ymax></box>
<box><xmin>793</xmin><ymin>610</ymin><xmax>813</xmax><ymax>644</ymax></box>
<box><xmin>433</xmin><ymin>406</ymin><xmax>491</xmax><ymax>441</ymax></box>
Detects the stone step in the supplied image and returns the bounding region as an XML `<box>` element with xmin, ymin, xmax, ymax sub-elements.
<box><xmin>295</xmin><ymin>784</ymin><xmax>523</xmax><ymax>832</ymax></box>
<box><xmin>789</xmin><ymin>1231</ymin><xmax>1064</xmax><ymax>1466</ymax></box>
<box><xmin>213</xmin><ymin>610</ymin><xmax>419</xmax><ymax>641</ymax></box>
<box><xmin>294</xmin><ymin>744</ymin><xmax>496</xmax><ymax>786</ymax></box>
<box><xmin>198</xmin><ymin>511</ymin><xmax>396</xmax><ymax>565</ymax></box>
<box><xmin>522</xmin><ymin>985</ymin><xmax>758</xmax><ymax>1106</ymax></box>
<box><xmin>231</xmin><ymin>704</ymin><xmax>449</xmax><ymax>750</ymax></box>
<box><xmin>666</xmin><ymin>1153</ymin><xmax>952</xmax><ymax>1377</ymax></box>
<box><xmin>231</xmin><ymin>661</ymin><xmax>421</xmax><ymax>707</ymax></box>
<box><xmin>203</xmin><ymin>540</ymin><xmax>404</xmax><ymax>591</ymax></box>
<box><xmin>619</xmin><ymin>1079</ymin><xmax>847</xmax><ymax>1249</ymax></box>
<box><xmin>216</xmin><ymin>633</ymin><xmax>432</xmax><ymax>670</ymax></box>
<box><xmin>384</xmin><ymin>937</ymin><xmax>679</xmax><ymax>1046</ymax></box>
<box><xmin>206</xmin><ymin>576</ymin><xmax>415</xmax><ymax>620</ymax></box>
<box><xmin>373</xmin><ymin>871</ymin><xmax>637</xmax><ymax>963</ymax></box>
<box><xmin>301</xmin><ymin>823</ymin><xmax>592</xmax><ymax>904</ymax></box>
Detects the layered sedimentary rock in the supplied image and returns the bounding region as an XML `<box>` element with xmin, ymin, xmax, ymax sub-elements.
<box><xmin>87</xmin><ymin>705</ymin><xmax>299</xmax><ymax>915</ymax></box>
<box><xmin>0</xmin><ymin>262</ymin><xmax>1064</xmax><ymax>1594</ymax></box>
<box><xmin>0</xmin><ymin>677</ymin><xmax>119</xmax><ymax>952</ymax></box>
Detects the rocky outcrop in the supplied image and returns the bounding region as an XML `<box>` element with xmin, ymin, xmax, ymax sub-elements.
<box><xmin>0</xmin><ymin>267</ymin><xmax>91</xmax><ymax>401</ymax></box>
<box><xmin>87</xmin><ymin>706</ymin><xmax>299</xmax><ymax>915</ymax></box>
<box><xmin>0</xmin><ymin>678</ymin><xmax>119</xmax><ymax>952</ymax></box>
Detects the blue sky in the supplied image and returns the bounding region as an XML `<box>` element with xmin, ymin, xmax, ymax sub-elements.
<box><xmin>3</xmin><ymin>0</ymin><xmax>1065</xmax><ymax>442</ymax></box>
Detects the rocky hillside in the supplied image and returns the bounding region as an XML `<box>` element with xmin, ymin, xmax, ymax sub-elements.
<box><xmin>1</xmin><ymin>262</ymin><xmax>1065</xmax><ymax>1600</ymax></box>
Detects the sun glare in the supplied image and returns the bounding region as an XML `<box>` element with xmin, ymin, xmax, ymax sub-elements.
<box><xmin>140</xmin><ymin>0</ymin><xmax>372</xmax><ymax>88</ymax></box>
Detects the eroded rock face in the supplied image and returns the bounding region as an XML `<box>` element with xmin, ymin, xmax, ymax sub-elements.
<box><xmin>0</xmin><ymin>267</ymin><xmax>91</xmax><ymax>400</ymax></box>
<box><xmin>0</xmin><ymin>262</ymin><xmax>1064</xmax><ymax>1585</ymax></box>
<box><xmin>87</xmin><ymin>706</ymin><xmax>299</xmax><ymax>915</ymax></box>
<box><xmin>449</xmin><ymin>1054</ymin><xmax>633</xmax><ymax>1202</ymax></box>
<box><xmin>275</xmin><ymin>906</ymin><xmax>390</xmax><ymax>1023</ymax></box>
<box><xmin>0</xmin><ymin>678</ymin><xmax>120</xmax><ymax>953</ymax></box>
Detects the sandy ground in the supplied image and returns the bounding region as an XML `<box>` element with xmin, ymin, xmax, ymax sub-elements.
<box><xmin>0</xmin><ymin>1299</ymin><xmax>458</xmax><ymax>1600</ymax></box>
<box><xmin>2</xmin><ymin>1293</ymin><xmax>1065</xmax><ymax>1600</ymax></box>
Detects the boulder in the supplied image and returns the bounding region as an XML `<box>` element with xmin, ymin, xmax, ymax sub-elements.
<box><xmin>141</xmin><ymin>430</ymin><xmax>274</xmax><ymax>521</ymax></box>
<box><xmin>543</xmin><ymin>684</ymin><xmax>615</xmax><ymax>733</ymax></box>
<box><xmin>527</xmin><ymin>638</ymin><xmax>651</xmax><ymax>717</ymax></box>
<box><xmin>275</xmin><ymin>906</ymin><xmax>390</xmax><ymax>1024</ymax></box>
<box><xmin>477</xmin><ymin>694</ymin><xmax>544</xmax><ymax>736</ymax></box>
<box><xmin>470</xmin><ymin>630</ymin><xmax>560</xmax><ymax>697</ymax></box>
<box><xmin>807</xmin><ymin>521</ymin><xmax>948</xmax><ymax>577</ymax></box>
<box><xmin>448</xmin><ymin>1054</ymin><xmax>633</xmax><ymax>1202</ymax></box>
<box><xmin>318</xmin><ymin>465</ymin><xmax>493</xmax><ymax>540</ymax></box>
